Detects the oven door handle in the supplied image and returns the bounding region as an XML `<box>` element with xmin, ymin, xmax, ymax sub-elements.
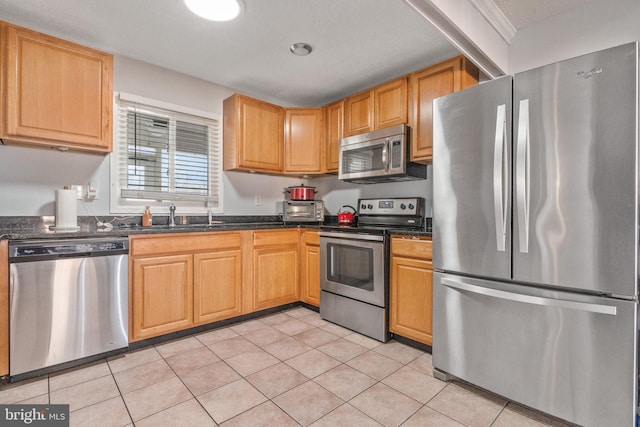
<box><xmin>319</xmin><ymin>231</ymin><xmax>385</xmax><ymax>242</ymax></box>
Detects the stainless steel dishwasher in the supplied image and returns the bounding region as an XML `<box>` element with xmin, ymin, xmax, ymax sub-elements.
<box><xmin>9</xmin><ymin>237</ymin><xmax>129</xmax><ymax>377</ymax></box>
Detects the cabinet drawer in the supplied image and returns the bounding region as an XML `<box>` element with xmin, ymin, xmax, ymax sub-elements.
<box><xmin>391</xmin><ymin>236</ymin><xmax>432</xmax><ymax>260</ymax></box>
<box><xmin>253</xmin><ymin>229</ymin><xmax>299</xmax><ymax>247</ymax></box>
<box><xmin>131</xmin><ymin>232</ymin><xmax>242</xmax><ymax>256</ymax></box>
<box><xmin>301</xmin><ymin>230</ymin><xmax>320</xmax><ymax>245</ymax></box>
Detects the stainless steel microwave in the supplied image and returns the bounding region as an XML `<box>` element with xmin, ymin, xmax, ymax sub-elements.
<box><xmin>282</xmin><ymin>200</ymin><xmax>325</xmax><ymax>223</ymax></box>
<box><xmin>338</xmin><ymin>124</ymin><xmax>427</xmax><ymax>183</ymax></box>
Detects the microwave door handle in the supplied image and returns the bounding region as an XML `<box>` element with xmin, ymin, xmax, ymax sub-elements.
<box><xmin>382</xmin><ymin>139</ymin><xmax>389</xmax><ymax>172</ymax></box>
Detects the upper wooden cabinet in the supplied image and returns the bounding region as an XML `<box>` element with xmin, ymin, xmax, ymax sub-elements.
<box><xmin>0</xmin><ymin>22</ymin><xmax>113</xmax><ymax>153</ymax></box>
<box><xmin>284</xmin><ymin>108</ymin><xmax>324</xmax><ymax>174</ymax></box>
<box><xmin>324</xmin><ymin>100</ymin><xmax>343</xmax><ymax>173</ymax></box>
<box><xmin>409</xmin><ymin>55</ymin><xmax>479</xmax><ymax>163</ymax></box>
<box><xmin>223</xmin><ymin>93</ymin><xmax>284</xmax><ymax>174</ymax></box>
<box><xmin>344</xmin><ymin>77</ymin><xmax>408</xmax><ymax>137</ymax></box>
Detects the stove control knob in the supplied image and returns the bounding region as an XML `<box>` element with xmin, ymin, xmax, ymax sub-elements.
<box><xmin>367</xmin><ymin>204</ymin><xmax>373</xmax><ymax>209</ymax></box>
<box><xmin>400</xmin><ymin>204</ymin><xmax>406</xmax><ymax>209</ymax></box>
<box><xmin>408</xmin><ymin>203</ymin><xmax>415</xmax><ymax>210</ymax></box>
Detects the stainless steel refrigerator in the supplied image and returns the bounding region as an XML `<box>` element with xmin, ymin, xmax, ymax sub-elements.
<box><xmin>432</xmin><ymin>42</ymin><xmax>638</xmax><ymax>427</ymax></box>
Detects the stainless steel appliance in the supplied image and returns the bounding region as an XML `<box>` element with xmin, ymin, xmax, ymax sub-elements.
<box><xmin>338</xmin><ymin>124</ymin><xmax>427</xmax><ymax>183</ymax></box>
<box><xmin>432</xmin><ymin>42</ymin><xmax>638</xmax><ymax>427</ymax></box>
<box><xmin>320</xmin><ymin>197</ymin><xmax>425</xmax><ymax>341</ymax></box>
<box><xmin>282</xmin><ymin>200</ymin><xmax>324</xmax><ymax>224</ymax></box>
<box><xmin>9</xmin><ymin>237</ymin><xmax>129</xmax><ymax>378</ymax></box>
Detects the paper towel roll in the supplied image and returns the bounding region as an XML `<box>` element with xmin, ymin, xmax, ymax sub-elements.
<box><xmin>55</xmin><ymin>189</ymin><xmax>78</xmax><ymax>230</ymax></box>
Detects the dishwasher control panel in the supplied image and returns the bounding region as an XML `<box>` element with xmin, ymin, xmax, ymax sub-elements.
<box><xmin>10</xmin><ymin>238</ymin><xmax>129</xmax><ymax>259</ymax></box>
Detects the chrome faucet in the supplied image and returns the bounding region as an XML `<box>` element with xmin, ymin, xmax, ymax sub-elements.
<box><xmin>169</xmin><ymin>204</ymin><xmax>176</xmax><ymax>227</ymax></box>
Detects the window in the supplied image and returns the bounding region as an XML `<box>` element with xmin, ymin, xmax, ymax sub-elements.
<box><xmin>111</xmin><ymin>93</ymin><xmax>222</xmax><ymax>213</ymax></box>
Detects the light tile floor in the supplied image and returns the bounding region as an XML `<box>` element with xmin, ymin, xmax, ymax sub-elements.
<box><xmin>0</xmin><ymin>307</ymin><xmax>575</xmax><ymax>426</ymax></box>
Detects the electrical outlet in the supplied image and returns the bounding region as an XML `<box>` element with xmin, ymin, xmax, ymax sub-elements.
<box><xmin>85</xmin><ymin>182</ymin><xmax>99</xmax><ymax>200</ymax></box>
<box><xmin>254</xmin><ymin>195</ymin><xmax>262</xmax><ymax>206</ymax></box>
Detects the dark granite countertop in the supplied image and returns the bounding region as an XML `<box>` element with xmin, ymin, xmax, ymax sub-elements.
<box><xmin>0</xmin><ymin>216</ymin><xmax>431</xmax><ymax>240</ymax></box>
<box><xmin>0</xmin><ymin>216</ymin><xmax>322</xmax><ymax>240</ymax></box>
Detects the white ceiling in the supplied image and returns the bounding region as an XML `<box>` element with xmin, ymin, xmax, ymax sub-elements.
<box><xmin>0</xmin><ymin>0</ymin><xmax>589</xmax><ymax>107</ymax></box>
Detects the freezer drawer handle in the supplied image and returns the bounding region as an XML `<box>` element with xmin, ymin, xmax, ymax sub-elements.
<box><xmin>516</xmin><ymin>99</ymin><xmax>531</xmax><ymax>253</ymax></box>
<box><xmin>441</xmin><ymin>278</ymin><xmax>617</xmax><ymax>315</ymax></box>
<box><xmin>493</xmin><ymin>104</ymin><xmax>508</xmax><ymax>252</ymax></box>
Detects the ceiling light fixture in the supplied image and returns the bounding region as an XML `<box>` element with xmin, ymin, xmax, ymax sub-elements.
<box><xmin>290</xmin><ymin>43</ymin><xmax>313</xmax><ymax>56</ymax></box>
<box><xmin>184</xmin><ymin>0</ymin><xmax>242</xmax><ymax>22</ymax></box>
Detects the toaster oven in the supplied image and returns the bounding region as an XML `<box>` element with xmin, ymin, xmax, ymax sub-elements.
<box><xmin>282</xmin><ymin>200</ymin><xmax>325</xmax><ymax>223</ymax></box>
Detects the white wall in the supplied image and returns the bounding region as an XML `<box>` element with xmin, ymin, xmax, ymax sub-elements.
<box><xmin>0</xmin><ymin>55</ymin><xmax>304</xmax><ymax>217</ymax></box>
<box><xmin>312</xmin><ymin>165</ymin><xmax>433</xmax><ymax>217</ymax></box>
<box><xmin>0</xmin><ymin>54</ymin><xmax>433</xmax><ymax>218</ymax></box>
<box><xmin>508</xmin><ymin>0</ymin><xmax>640</xmax><ymax>73</ymax></box>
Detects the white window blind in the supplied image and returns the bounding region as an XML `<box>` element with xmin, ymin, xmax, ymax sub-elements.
<box><xmin>114</xmin><ymin>94</ymin><xmax>221</xmax><ymax>208</ymax></box>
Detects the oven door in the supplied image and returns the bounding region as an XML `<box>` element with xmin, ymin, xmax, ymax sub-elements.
<box><xmin>319</xmin><ymin>231</ymin><xmax>386</xmax><ymax>307</ymax></box>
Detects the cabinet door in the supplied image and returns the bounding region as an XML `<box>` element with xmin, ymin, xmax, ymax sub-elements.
<box><xmin>3</xmin><ymin>24</ymin><xmax>113</xmax><ymax>152</ymax></box>
<box><xmin>409</xmin><ymin>56</ymin><xmax>478</xmax><ymax>163</ymax></box>
<box><xmin>389</xmin><ymin>256</ymin><xmax>433</xmax><ymax>345</ymax></box>
<box><xmin>374</xmin><ymin>78</ymin><xmax>407</xmax><ymax>130</ymax></box>
<box><xmin>223</xmin><ymin>94</ymin><xmax>284</xmax><ymax>173</ymax></box>
<box><xmin>300</xmin><ymin>231</ymin><xmax>320</xmax><ymax>306</ymax></box>
<box><xmin>253</xmin><ymin>244</ymin><xmax>299</xmax><ymax>310</ymax></box>
<box><xmin>344</xmin><ymin>91</ymin><xmax>374</xmax><ymax>136</ymax></box>
<box><xmin>131</xmin><ymin>254</ymin><xmax>193</xmax><ymax>341</ymax></box>
<box><xmin>324</xmin><ymin>101</ymin><xmax>343</xmax><ymax>173</ymax></box>
<box><xmin>193</xmin><ymin>250</ymin><xmax>243</xmax><ymax>325</ymax></box>
<box><xmin>284</xmin><ymin>108</ymin><xmax>323</xmax><ymax>174</ymax></box>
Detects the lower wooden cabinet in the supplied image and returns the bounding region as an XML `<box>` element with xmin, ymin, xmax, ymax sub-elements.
<box><xmin>300</xmin><ymin>230</ymin><xmax>320</xmax><ymax>306</ymax></box>
<box><xmin>129</xmin><ymin>232</ymin><xmax>243</xmax><ymax>341</ymax></box>
<box><xmin>129</xmin><ymin>229</ymin><xmax>307</xmax><ymax>341</ymax></box>
<box><xmin>389</xmin><ymin>236</ymin><xmax>433</xmax><ymax>345</ymax></box>
<box><xmin>252</xmin><ymin>229</ymin><xmax>300</xmax><ymax>310</ymax></box>
<box><xmin>194</xmin><ymin>250</ymin><xmax>243</xmax><ymax>325</ymax></box>
<box><xmin>132</xmin><ymin>254</ymin><xmax>193</xmax><ymax>340</ymax></box>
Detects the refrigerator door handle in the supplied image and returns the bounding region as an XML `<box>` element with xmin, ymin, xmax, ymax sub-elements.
<box><xmin>516</xmin><ymin>99</ymin><xmax>531</xmax><ymax>253</ymax></box>
<box><xmin>440</xmin><ymin>278</ymin><xmax>617</xmax><ymax>315</ymax></box>
<box><xmin>493</xmin><ymin>104</ymin><xmax>508</xmax><ymax>252</ymax></box>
